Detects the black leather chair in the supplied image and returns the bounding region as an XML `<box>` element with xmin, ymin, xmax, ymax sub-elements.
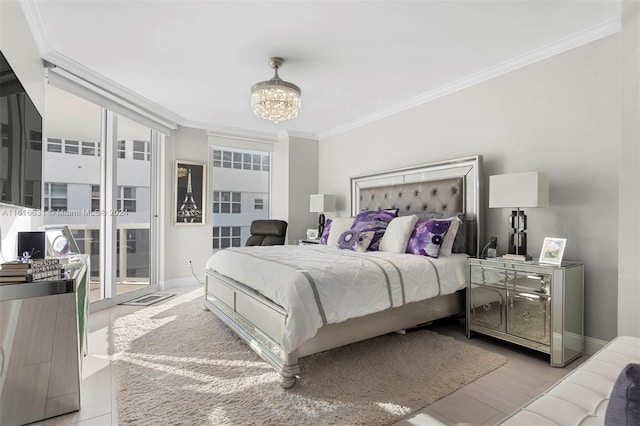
<box><xmin>245</xmin><ymin>220</ymin><xmax>288</xmax><ymax>246</ymax></box>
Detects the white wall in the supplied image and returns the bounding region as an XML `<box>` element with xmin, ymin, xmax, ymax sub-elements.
<box><xmin>0</xmin><ymin>0</ymin><xmax>45</xmax><ymax>260</ymax></box>
<box><xmin>162</xmin><ymin>126</ymin><xmax>210</xmax><ymax>283</ymax></box>
<box><xmin>287</xmin><ymin>135</ymin><xmax>320</xmax><ymax>243</ymax></box>
<box><xmin>618</xmin><ymin>1</ymin><xmax>640</xmax><ymax>337</ymax></box>
<box><xmin>319</xmin><ymin>34</ymin><xmax>621</xmax><ymax>342</ymax></box>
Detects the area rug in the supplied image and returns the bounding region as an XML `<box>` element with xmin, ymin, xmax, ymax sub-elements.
<box><xmin>111</xmin><ymin>295</ymin><xmax>507</xmax><ymax>425</ymax></box>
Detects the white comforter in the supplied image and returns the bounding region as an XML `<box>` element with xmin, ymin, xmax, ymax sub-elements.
<box><xmin>206</xmin><ymin>245</ymin><xmax>468</xmax><ymax>352</ymax></box>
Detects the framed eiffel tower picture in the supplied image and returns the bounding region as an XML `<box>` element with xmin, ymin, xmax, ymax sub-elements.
<box><xmin>174</xmin><ymin>160</ymin><xmax>206</xmax><ymax>225</ymax></box>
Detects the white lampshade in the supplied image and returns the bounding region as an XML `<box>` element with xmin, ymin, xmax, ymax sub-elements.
<box><xmin>309</xmin><ymin>194</ymin><xmax>335</xmax><ymax>213</ymax></box>
<box><xmin>489</xmin><ymin>172</ymin><xmax>549</xmax><ymax>208</ymax></box>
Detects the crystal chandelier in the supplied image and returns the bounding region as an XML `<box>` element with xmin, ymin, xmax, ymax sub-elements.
<box><xmin>251</xmin><ymin>57</ymin><xmax>301</xmax><ymax>123</ymax></box>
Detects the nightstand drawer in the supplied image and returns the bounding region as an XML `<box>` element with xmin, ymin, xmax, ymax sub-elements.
<box><xmin>470</xmin><ymin>265</ymin><xmax>507</xmax><ymax>287</ymax></box>
<box><xmin>469</xmin><ymin>283</ymin><xmax>505</xmax><ymax>332</ymax></box>
<box><xmin>471</xmin><ymin>265</ymin><xmax>550</xmax><ymax>294</ymax></box>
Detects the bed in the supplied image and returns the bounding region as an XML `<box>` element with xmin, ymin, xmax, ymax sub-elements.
<box><xmin>203</xmin><ymin>155</ymin><xmax>484</xmax><ymax>388</ymax></box>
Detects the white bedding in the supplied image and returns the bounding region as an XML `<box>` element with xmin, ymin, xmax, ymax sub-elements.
<box><xmin>206</xmin><ymin>245</ymin><xmax>468</xmax><ymax>352</ymax></box>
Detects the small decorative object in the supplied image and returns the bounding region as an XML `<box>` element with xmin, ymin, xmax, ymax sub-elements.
<box><xmin>44</xmin><ymin>225</ymin><xmax>81</xmax><ymax>258</ymax></box>
<box><xmin>539</xmin><ymin>237</ymin><xmax>567</xmax><ymax>265</ymax></box>
<box><xmin>306</xmin><ymin>229</ymin><xmax>318</xmax><ymax>239</ymax></box>
<box><xmin>175</xmin><ymin>160</ymin><xmax>206</xmax><ymax>225</ymax></box>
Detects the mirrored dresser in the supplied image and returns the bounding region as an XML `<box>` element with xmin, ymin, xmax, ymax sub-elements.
<box><xmin>467</xmin><ymin>257</ymin><xmax>584</xmax><ymax>367</ymax></box>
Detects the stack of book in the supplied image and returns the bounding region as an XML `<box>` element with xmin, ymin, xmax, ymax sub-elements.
<box><xmin>0</xmin><ymin>259</ymin><xmax>62</xmax><ymax>284</ymax></box>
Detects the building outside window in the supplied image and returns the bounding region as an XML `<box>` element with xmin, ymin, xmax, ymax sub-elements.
<box><xmin>212</xmin><ymin>226</ymin><xmax>241</xmax><ymax>249</ymax></box>
<box><xmin>43</xmin><ymin>182</ymin><xmax>67</xmax><ymax>211</ymax></box>
<box><xmin>212</xmin><ymin>149</ymin><xmax>269</xmax><ymax>172</ymax></box>
<box><xmin>91</xmin><ymin>185</ymin><xmax>100</xmax><ymax>211</ymax></box>
<box><xmin>64</xmin><ymin>140</ymin><xmax>79</xmax><ymax>154</ymax></box>
<box><xmin>24</xmin><ymin>180</ymin><xmax>35</xmax><ymax>206</ymax></box>
<box><xmin>81</xmin><ymin>141</ymin><xmax>97</xmax><ymax>156</ymax></box>
<box><xmin>133</xmin><ymin>140</ymin><xmax>150</xmax><ymax>161</ymax></box>
<box><xmin>213</xmin><ymin>191</ymin><xmax>241</xmax><ymax>214</ymax></box>
<box><xmin>117</xmin><ymin>186</ymin><xmax>136</xmax><ymax>212</ymax></box>
<box><xmin>117</xmin><ymin>140</ymin><xmax>126</xmax><ymax>159</ymax></box>
<box><xmin>255</xmin><ymin>198</ymin><xmax>264</xmax><ymax>210</ymax></box>
<box><xmin>30</xmin><ymin>130</ymin><xmax>42</xmax><ymax>151</ymax></box>
<box><xmin>47</xmin><ymin>138</ymin><xmax>62</xmax><ymax>153</ymax></box>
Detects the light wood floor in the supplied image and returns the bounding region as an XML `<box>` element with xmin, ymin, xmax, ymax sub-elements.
<box><xmin>33</xmin><ymin>285</ymin><xmax>587</xmax><ymax>426</ymax></box>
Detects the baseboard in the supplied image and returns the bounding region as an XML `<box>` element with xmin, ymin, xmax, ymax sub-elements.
<box><xmin>161</xmin><ymin>276</ymin><xmax>204</xmax><ymax>289</ymax></box>
<box><xmin>584</xmin><ymin>335</ymin><xmax>609</xmax><ymax>355</ymax></box>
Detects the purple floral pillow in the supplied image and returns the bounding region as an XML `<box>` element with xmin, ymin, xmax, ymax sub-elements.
<box><xmin>337</xmin><ymin>230</ymin><xmax>374</xmax><ymax>252</ymax></box>
<box><xmin>406</xmin><ymin>218</ymin><xmax>451</xmax><ymax>258</ymax></box>
<box><xmin>350</xmin><ymin>208</ymin><xmax>399</xmax><ymax>251</ymax></box>
<box><xmin>319</xmin><ymin>219</ymin><xmax>332</xmax><ymax>244</ymax></box>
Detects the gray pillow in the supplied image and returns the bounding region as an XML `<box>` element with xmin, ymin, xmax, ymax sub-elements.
<box><xmin>605</xmin><ymin>363</ymin><xmax>640</xmax><ymax>426</ymax></box>
<box><xmin>451</xmin><ymin>213</ymin><xmax>467</xmax><ymax>253</ymax></box>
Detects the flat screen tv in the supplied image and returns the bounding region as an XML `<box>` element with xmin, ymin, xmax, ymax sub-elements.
<box><xmin>0</xmin><ymin>50</ymin><xmax>43</xmax><ymax>209</ymax></box>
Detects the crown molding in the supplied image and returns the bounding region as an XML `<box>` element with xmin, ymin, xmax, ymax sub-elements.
<box><xmin>318</xmin><ymin>17</ymin><xmax>621</xmax><ymax>140</ymax></box>
<box><xmin>280</xmin><ymin>129</ymin><xmax>318</xmax><ymax>141</ymax></box>
<box><xmin>43</xmin><ymin>50</ymin><xmax>186</xmax><ymax>127</ymax></box>
<box><xmin>18</xmin><ymin>0</ymin><xmax>53</xmax><ymax>55</ymax></box>
<box><xmin>203</xmin><ymin>124</ymin><xmax>279</xmax><ymax>144</ymax></box>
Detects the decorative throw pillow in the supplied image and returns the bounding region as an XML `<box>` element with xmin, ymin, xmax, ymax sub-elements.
<box><xmin>319</xmin><ymin>219</ymin><xmax>332</xmax><ymax>244</ymax></box>
<box><xmin>605</xmin><ymin>363</ymin><xmax>640</xmax><ymax>426</ymax></box>
<box><xmin>435</xmin><ymin>216</ymin><xmax>461</xmax><ymax>257</ymax></box>
<box><xmin>350</xmin><ymin>208</ymin><xmax>399</xmax><ymax>251</ymax></box>
<box><xmin>406</xmin><ymin>218</ymin><xmax>451</xmax><ymax>258</ymax></box>
<box><xmin>337</xmin><ymin>230</ymin><xmax>375</xmax><ymax>252</ymax></box>
<box><xmin>379</xmin><ymin>215</ymin><xmax>419</xmax><ymax>253</ymax></box>
<box><xmin>326</xmin><ymin>217</ymin><xmax>355</xmax><ymax>246</ymax></box>
<box><xmin>423</xmin><ymin>212</ymin><xmax>466</xmax><ymax>254</ymax></box>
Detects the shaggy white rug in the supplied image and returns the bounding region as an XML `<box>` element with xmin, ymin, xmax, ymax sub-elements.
<box><xmin>111</xmin><ymin>295</ymin><xmax>506</xmax><ymax>425</ymax></box>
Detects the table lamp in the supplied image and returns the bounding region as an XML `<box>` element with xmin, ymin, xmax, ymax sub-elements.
<box><xmin>309</xmin><ymin>194</ymin><xmax>335</xmax><ymax>237</ymax></box>
<box><xmin>489</xmin><ymin>171</ymin><xmax>549</xmax><ymax>260</ymax></box>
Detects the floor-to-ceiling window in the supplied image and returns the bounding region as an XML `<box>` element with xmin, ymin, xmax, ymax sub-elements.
<box><xmin>44</xmin><ymin>84</ymin><xmax>160</xmax><ymax>304</ymax></box>
<box><xmin>44</xmin><ymin>85</ymin><xmax>103</xmax><ymax>300</ymax></box>
<box><xmin>211</xmin><ymin>146</ymin><xmax>269</xmax><ymax>251</ymax></box>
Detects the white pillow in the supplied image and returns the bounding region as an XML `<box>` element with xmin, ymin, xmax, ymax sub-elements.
<box><xmin>379</xmin><ymin>215</ymin><xmax>418</xmax><ymax>253</ymax></box>
<box><xmin>437</xmin><ymin>216</ymin><xmax>461</xmax><ymax>257</ymax></box>
<box><xmin>327</xmin><ymin>217</ymin><xmax>355</xmax><ymax>246</ymax></box>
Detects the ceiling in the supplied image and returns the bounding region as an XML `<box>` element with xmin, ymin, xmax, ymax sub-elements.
<box><xmin>32</xmin><ymin>1</ymin><xmax>620</xmax><ymax>138</ymax></box>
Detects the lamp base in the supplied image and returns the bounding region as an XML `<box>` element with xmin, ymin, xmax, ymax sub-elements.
<box><xmin>318</xmin><ymin>213</ymin><xmax>325</xmax><ymax>237</ymax></box>
<box><xmin>508</xmin><ymin>210</ymin><xmax>527</xmax><ymax>256</ymax></box>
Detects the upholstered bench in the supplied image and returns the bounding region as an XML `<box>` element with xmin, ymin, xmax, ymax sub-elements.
<box><xmin>500</xmin><ymin>336</ymin><xmax>640</xmax><ymax>425</ymax></box>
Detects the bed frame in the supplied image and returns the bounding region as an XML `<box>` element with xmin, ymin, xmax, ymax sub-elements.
<box><xmin>203</xmin><ymin>155</ymin><xmax>484</xmax><ymax>388</ymax></box>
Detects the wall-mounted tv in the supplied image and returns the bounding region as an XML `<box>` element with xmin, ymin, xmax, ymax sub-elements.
<box><xmin>0</xmin><ymin>50</ymin><xmax>43</xmax><ymax>209</ymax></box>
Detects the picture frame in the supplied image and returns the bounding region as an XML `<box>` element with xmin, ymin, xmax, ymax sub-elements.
<box><xmin>43</xmin><ymin>225</ymin><xmax>81</xmax><ymax>258</ymax></box>
<box><xmin>539</xmin><ymin>237</ymin><xmax>567</xmax><ymax>265</ymax></box>
<box><xmin>174</xmin><ymin>160</ymin><xmax>206</xmax><ymax>225</ymax></box>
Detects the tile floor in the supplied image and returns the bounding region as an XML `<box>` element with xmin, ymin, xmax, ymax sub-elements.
<box><xmin>32</xmin><ymin>285</ymin><xmax>587</xmax><ymax>426</ymax></box>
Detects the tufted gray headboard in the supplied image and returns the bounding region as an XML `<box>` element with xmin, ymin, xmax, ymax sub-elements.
<box><xmin>351</xmin><ymin>155</ymin><xmax>483</xmax><ymax>256</ymax></box>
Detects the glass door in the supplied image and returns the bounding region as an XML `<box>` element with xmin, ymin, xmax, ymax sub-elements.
<box><xmin>115</xmin><ymin>115</ymin><xmax>152</xmax><ymax>296</ymax></box>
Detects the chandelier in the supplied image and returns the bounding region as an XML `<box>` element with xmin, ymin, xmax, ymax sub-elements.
<box><xmin>251</xmin><ymin>57</ymin><xmax>301</xmax><ymax>123</ymax></box>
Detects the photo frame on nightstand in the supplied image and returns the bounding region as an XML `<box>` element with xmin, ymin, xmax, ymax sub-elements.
<box><xmin>539</xmin><ymin>237</ymin><xmax>567</xmax><ymax>265</ymax></box>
